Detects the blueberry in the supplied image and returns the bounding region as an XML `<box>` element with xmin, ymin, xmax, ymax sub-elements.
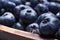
<box><xmin>21</xmin><ymin>0</ymin><xmax>26</xmax><ymax>4</ymax></box>
<box><xmin>55</xmin><ymin>29</ymin><xmax>60</xmax><ymax>39</ymax></box>
<box><xmin>36</xmin><ymin>12</ymin><xmax>55</xmax><ymax>24</ymax></box>
<box><xmin>0</xmin><ymin>12</ymin><xmax>16</xmax><ymax>26</ymax></box>
<box><xmin>56</xmin><ymin>12</ymin><xmax>60</xmax><ymax>20</ymax></box>
<box><xmin>39</xmin><ymin>14</ymin><xmax>60</xmax><ymax>38</ymax></box>
<box><xmin>34</xmin><ymin>3</ymin><xmax>49</xmax><ymax>16</ymax></box>
<box><xmin>20</xmin><ymin>8</ymin><xmax>38</xmax><ymax>24</ymax></box>
<box><xmin>26</xmin><ymin>23</ymin><xmax>40</xmax><ymax>34</ymax></box>
<box><xmin>48</xmin><ymin>0</ymin><xmax>60</xmax><ymax>3</ymax></box>
<box><xmin>14</xmin><ymin>4</ymin><xmax>32</xmax><ymax>20</ymax></box>
<box><xmin>0</xmin><ymin>8</ymin><xmax>5</xmax><ymax>16</ymax></box>
<box><xmin>12</xmin><ymin>22</ymin><xmax>24</xmax><ymax>30</ymax></box>
<box><xmin>15</xmin><ymin>4</ymin><xmax>31</xmax><ymax>12</ymax></box>
<box><xmin>46</xmin><ymin>2</ymin><xmax>60</xmax><ymax>14</ymax></box>
<box><xmin>2</xmin><ymin>1</ymin><xmax>16</xmax><ymax>13</ymax></box>
<box><xmin>30</xmin><ymin>0</ymin><xmax>40</xmax><ymax>8</ymax></box>
<box><xmin>39</xmin><ymin>0</ymin><xmax>48</xmax><ymax>4</ymax></box>
<box><xmin>9</xmin><ymin>0</ymin><xmax>22</xmax><ymax>5</ymax></box>
<box><xmin>25</xmin><ymin>2</ymin><xmax>31</xmax><ymax>6</ymax></box>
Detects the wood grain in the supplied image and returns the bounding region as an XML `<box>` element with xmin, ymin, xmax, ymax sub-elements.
<box><xmin>0</xmin><ymin>25</ymin><xmax>57</xmax><ymax>40</ymax></box>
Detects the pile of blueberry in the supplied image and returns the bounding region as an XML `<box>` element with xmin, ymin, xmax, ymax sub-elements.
<box><xmin>0</xmin><ymin>0</ymin><xmax>60</xmax><ymax>38</ymax></box>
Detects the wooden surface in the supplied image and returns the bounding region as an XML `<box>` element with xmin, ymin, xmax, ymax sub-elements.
<box><xmin>0</xmin><ymin>25</ymin><xmax>57</xmax><ymax>40</ymax></box>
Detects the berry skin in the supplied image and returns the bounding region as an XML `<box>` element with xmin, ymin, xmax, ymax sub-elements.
<box><xmin>0</xmin><ymin>12</ymin><xmax>16</xmax><ymax>27</ymax></box>
<box><xmin>39</xmin><ymin>13</ymin><xmax>60</xmax><ymax>38</ymax></box>
<box><xmin>46</xmin><ymin>2</ymin><xmax>60</xmax><ymax>14</ymax></box>
<box><xmin>12</xmin><ymin>22</ymin><xmax>24</xmax><ymax>30</ymax></box>
<box><xmin>20</xmin><ymin>8</ymin><xmax>38</xmax><ymax>24</ymax></box>
<box><xmin>34</xmin><ymin>3</ymin><xmax>49</xmax><ymax>16</ymax></box>
<box><xmin>56</xmin><ymin>12</ymin><xmax>60</xmax><ymax>20</ymax></box>
<box><xmin>55</xmin><ymin>29</ymin><xmax>60</xmax><ymax>39</ymax></box>
<box><xmin>14</xmin><ymin>4</ymin><xmax>32</xmax><ymax>20</ymax></box>
<box><xmin>26</xmin><ymin>23</ymin><xmax>40</xmax><ymax>34</ymax></box>
<box><xmin>36</xmin><ymin>12</ymin><xmax>55</xmax><ymax>24</ymax></box>
<box><xmin>9</xmin><ymin>0</ymin><xmax>22</xmax><ymax>5</ymax></box>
